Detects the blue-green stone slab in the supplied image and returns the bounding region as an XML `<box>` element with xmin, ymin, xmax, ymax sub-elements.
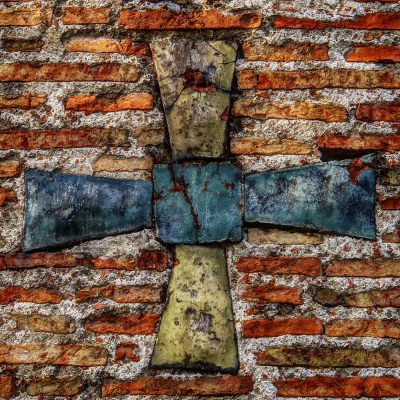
<box><xmin>23</xmin><ymin>170</ymin><xmax>152</xmax><ymax>251</ymax></box>
<box><xmin>154</xmin><ymin>163</ymin><xmax>242</xmax><ymax>244</ymax></box>
<box><xmin>245</xmin><ymin>155</ymin><xmax>376</xmax><ymax>239</ymax></box>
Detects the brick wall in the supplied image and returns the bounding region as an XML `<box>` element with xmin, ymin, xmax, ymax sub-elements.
<box><xmin>0</xmin><ymin>0</ymin><xmax>400</xmax><ymax>398</ymax></box>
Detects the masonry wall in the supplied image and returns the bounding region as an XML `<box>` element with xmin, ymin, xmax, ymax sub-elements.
<box><xmin>1</xmin><ymin>0</ymin><xmax>400</xmax><ymax>398</ymax></box>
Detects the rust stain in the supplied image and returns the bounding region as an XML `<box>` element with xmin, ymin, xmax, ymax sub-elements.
<box><xmin>181</xmin><ymin>66</ymin><xmax>216</xmax><ymax>93</ymax></box>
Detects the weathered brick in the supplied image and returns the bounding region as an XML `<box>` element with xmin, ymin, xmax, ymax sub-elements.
<box><xmin>356</xmin><ymin>102</ymin><xmax>400</xmax><ymax>122</ymax></box>
<box><xmin>346</xmin><ymin>45</ymin><xmax>400</xmax><ymax>63</ymax></box>
<box><xmin>92</xmin><ymin>156</ymin><xmax>154</xmax><ymax>172</ymax></box>
<box><xmin>243</xmin><ymin>42</ymin><xmax>329</xmax><ymax>61</ymax></box>
<box><xmin>0</xmin><ymin>344</ymin><xmax>107</xmax><ymax>366</ymax></box>
<box><xmin>232</xmin><ymin>100</ymin><xmax>347</xmax><ymax>122</ymax></box>
<box><xmin>0</xmin><ymin>287</ymin><xmax>62</xmax><ymax>304</ymax></box>
<box><xmin>326</xmin><ymin>260</ymin><xmax>400</xmax><ymax>277</ymax></box>
<box><xmin>0</xmin><ymin>94</ymin><xmax>47</xmax><ymax>109</ymax></box>
<box><xmin>275</xmin><ymin>377</ymin><xmax>400</xmax><ymax>398</ymax></box>
<box><xmin>138</xmin><ymin>250</ymin><xmax>169</xmax><ymax>271</ymax></box>
<box><xmin>243</xmin><ymin>318</ymin><xmax>323</xmax><ymax>338</ymax></box>
<box><xmin>258</xmin><ymin>347</ymin><xmax>400</xmax><ymax>367</ymax></box>
<box><xmin>63</xmin><ymin>7</ymin><xmax>110</xmax><ymax>25</ymax></box>
<box><xmin>315</xmin><ymin>288</ymin><xmax>400</xmax><ymax>307</ymax></box>
<box><xmin>0</xmin><ymin>161</ymin><xmax>20</xmax><ymax>178</ymax></box>
<box><xmin>0</xmin><ymin>64</ymin><xmax>139</xmax><ymax>82</ymax></box>
<box><xmin>0</xmin><ymin>188</ymin><xmax>16</xmax><ymax>207</ymax></box>
<box><xmin>0</xmin><ymin>9</ymin><xmax>52</xmax><ymax>26</ymax></box>
<box><xmin>274</xmin><ymin>13</ymin><xmax>400</xmax><ymax>30</ymax></box>
<box><xmin>64</xmin><ymin>38</ymin><xmax>150</xmax><ymax>55</ymax></box>
<box><xmin>66</xmin><ymin>93</ymin><xmax>153</xmax><ymax>112</ymax></box>
<box><xmin>10</xmin><ymin>314</ymin><xmax>76</xmax><ymax>333</ymax></box>
<box><xmin>326</xmin><ymin>319</ymin><xmax>400</xmax><ymax>338</ymax></box>
<box><xmin>247</xmin><ymin>228</ymin><xmax>323</xmax><ymax>245</ymax></box>
<box><xmin>27</xmin><ymin>377</ymin><xmax>83</xmax><ymax>397</ymax></box>
<box><xmin>382</xmin><ymin>231</ymin><xmax>400</xmax><ymax>243</ymax></box>
<box><xmin>237</xmin><ymin>256</ymin><xmax>322</xmax><ymax>277</ymax></box>
<box><xmin>318</xmin><ymin>134</ymin><xmax>400</xmax><ymax>155</ymax></box>
<box><xmin>231</xmin><ymin>138</ymin><xmax>312</xmax><ymax>156</ymax></box>
<box><xmin>237</xmin><ymin>70</ymin><xmax>257</xmax><ymax>90</ymax></box>
<box><xmin>80</xmin><ymin>257</ymin><xmax>137</xmax><ymax>270</ymax></box>
<box><xmin>103</xmin><ymin>376</ymin><xmax>253</xmax><ymax>396</ymax></box>
<box><xmin>118</xmin><ymin>10</ymin><xmax>261</xmax><ymax>30</ymax></box>
<box><xmin>258</xmin><ymin>70</ymin><xmax>400</xmax><ymax>90</ymax></box>
<box><xmin>76</xmin><ymin>285</ymin><xmax>163</xmax><ymax>304</ymax></box>
<box><xmin>380</xmin><ymin>197</ymin><xmax>400</xmax><ymax>209</ymax></box>
<box><xmin>2</xmin><ymin>253</ymin><xmax>77</xmax><ymax>269</ymax></box>
<box><xmin>3</xmin><ymin>39</ymin><xmax>44</xmax><ymax>52</ymax></box>
<box><xmin>115</xmin><ymin>343</ymin><xmax>140</xmax><ymax>362</ymax></box>
<box><xmin>381</xmin><ymin>168</ymin><xmax>400</xmax><ymax>185</ymax></box>
<box><xmin>0</xmin><ymin>129</ymin><xmax>129</xmax><ymax>150</ymax></box>
<box><xmin>0</xmin><ymin>377</ymin><xmax>15</xmax><ymax>398</ymax></box>
<box><xmin>131</xmin><ymin>127</ymin><xmax>165</xmax><ymax>147</ymax></box>
<box><xmin>85</xmin><ymin>314</ymin><xmax>160</xmax><ymax>335</ymax></box>
<box><xmin>239</xmin><ymin>285</ymin><xmax>303</xmax><ymax>304</ymax></box>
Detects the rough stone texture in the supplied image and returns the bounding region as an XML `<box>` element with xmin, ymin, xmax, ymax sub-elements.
<box><xmin>0</xmin><ymin>162</ymin><xmax>20</xmax><ymax>178</ymax></box>
<box><xmin>154</xmin><ymin>163</ymin><xmax>242</xmax><ymax>244</ymax></box>
<box><xmin>0</xmin><ymin>377</ymin><xmax>15</xmax><ymax>398</ymax></box>
<box><xmin>380</xmin><ymin>197</ymin><xmax>400</xmax><ymax>209</ymax></box>
<box><xmin>231</xmin><ymin>138</ymin><xmax>312</xmax><ymax>155</ymax></box>
<box><xmin>3</xmin><ymin>39</ymin><xmax>43</xmax><ymax>52</ymax></box>
<box><xmin>346</xmin><ymin>45</ymin><xmax>400</xmax><ymax>62</ymax></box>
<box><xmin>356</xmin><ymin>102</ymin><xmax>400</xmax><ymax>122</ymax></box>
<box><xmin>0</xmin><ymin>94</ymin><xmax>47</xmax><ymax>110</ymax></box>
<box><xmin>62</xmin><ymin>7</ymin><xmax>111</xmax><ymax>25</ymax></box>
<box><xmin>92</xmin><ymin>156</ymin><xmax>154</xmax><ymax>172</ymax></box>
<box><xmin>115</xmin><ymin>343</ymin><xmax>140</xmax><ymax>362</ymax></box>
<box><xmin>0</xmin><ymin>9</ymin><xmax>52</xmax><ymax>26</ymax></box>
<box><xmin>131</xmin><ymin>127</ymin><xmax>165</xmax><ymax>147</ymax></box>
<box><xmin>151</xmin><ymin>246</ymin><xmax>238</xmax><ymax>373</ymax></box>
<box><xmin>240</xmin><ymin>284</ymin><xmax>303</xmax><ymax>304</ymax></box>
<box><xmin>0</xmin><ymin>287</ymin><xmax>62</xmax><ymax>304</ymax></box>
<box><xmin>381</xmin><ymin>168</ymin><xmax>400</xmax><ymax>185</ymax></box>
<box><xmin>247</xmin><ymin>228</ymin><xmax>323</xmax><ymax>245</ymax></box>
<box><xmin>23</xmin><ymin>170</ymin><xmax>152</xmax><ymax>251</ymax></box>
<box><xmin>10</xmin><ymin>314</ymin><xmax>76</xmax><ymax>333</ymax></box>
<box><xmin>152</xmin><ymin>41</ymin><xmax>237</xmax><ymax>159</ymax></box>
<box><xmin>0</xmin><ymin>188</ymin><xmax>17</xmax><ymax>207</ymax></box>
<box><xmin>64</xmin><ymin>38</ymin><xmax>150</xmax><ymax>55</ymax></box>
<box><xmin>326</xmin><ymin>319</ymin><xmax>400</xmax><ymax>338</ymax></box>
<box><xmin>327</xmin><ymin>260</ymin><xmax>400</xmax><ymax>277</ymax></box>
<box><xmin>26</xmin><ymin>377</ymin><xmax>83</xmax><ymax>396</ymax></box>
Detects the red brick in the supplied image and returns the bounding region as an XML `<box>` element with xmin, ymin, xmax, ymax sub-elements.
<box><xmin>274</xmin><ymin>13</ymin><xmax>400</xmax><ymax>30</ymax></box>
<box><xmin>0</xmin><ymin>64</ymin><xmax>139</xmax><ymax>82</ymax></box>
<box><xmin>0</xmin><ymin>287</ymin><xmax>62</xmax><ymax>304</ymax></box>
<box><xmin>3</xmin><ymin>39</ymin><xmax>44</xmax><ymax>52</ymax></box>
<box><xmin>243</xmin><ymin>318</ymin><xmax>323</xmax><ymax>338</ymax></box>
<box><xmin>356</xmin><ymin>102</ymin><xmax>400</xmax><ymax>122</ymax></box>
<box><xmin>275</xmin><ymin>377</ymin><xmax>400</xmax><ymax>397</ymax></box>
<box><xmin>0</xmin><ymin>129</ymin><xmax>128</xmax><ymax>150</ymax></box>
<box><xmin>232</xmin><ymin>100</ymin><xmax>347</xmax><ymax>122</ymax></box>
<box><xmin>0</xmin><ymin>94</ymin><xmax>47</xmax><ymax>109</ymax></box>
<box><xmin>64</xmin><ymin>38</ymin><xmax>150</xmax><ymax>55</ymax></box>
<box><xmin>326</xmin><ymin>260</ymin><xmax>400</xmax><ymax>277</ymax></box>
<box><xmin>231</xmin><ymin>138</ymin><xmax>312</xmax><ymax>156</ymax></box>
<box><xmin>80</xmin><ymin>257</ymin><xmax>137</xmax><ymax>270</ymax></box>
<box><xmin>318</xmin><ymin>134</ymin><xmax>400</xmax><ymax>155</ymax></box>
<box><xmin>2</xmin><ymin>253</ymin><xmax>77</xmax><ymax>269</ymax></box>
<box><xmin>0</xmin><ymin>344</ymin><xmax>107</xmax><ymax>366</ymax></box>
<box><xmin>0</xmin><ymin>9</ymin><xmax>52</xmax><ymax>26</ymax></box>
<box><xmin>380</xmin><ymin>197</ymin><xmax>400</xmax><ymax>209</ymax></box>
<box><xmin>258</xmin><ymin>69</ymin><xmax>400</xmax><ymax>90</ymax></box>
<box><xmin>10</xmin><ymin>314</ymin><xmax>76</xmax><ymax>334</ymax></box>
<box><xmin>76</xmin><ymin>285</ymin><xmax>164</xmax><ymax>304</ymax></box>
<box><xmin>115</xmin><ymin>343</ymin><xmax>140</xmax><ymax>362</ymax></box>
<box><xmin>0</xmin><ymin>376</ymin><xmax>15</xmax><ymax>398</ymax></box>
<box><xmin>237</xmin><ymin>257</ymin><xmax>321</xmax><ymax>277</ymax></box>
<box><xmin>27</xmin><ymin>377</ymin><xmax>83</xmax><ymax>397</ymax></box>
<box><xmin>243</xmin><ymin>42</ymin><xmax>329</xmax><ymax>61</ymax></box>
<box><xmin>66</xmin><ymin>93</ymin><xmax>153</xmax><ymax>112</ymax></box>
<box><xmin>63</xmin><ymin>7</ymin><xmax>110</xmax><ymax>25</ymax></box>
<box><xmin>103</xmin><ymin>376</ymin><xmax>253</xmax><ymax>396</ymax></box>
<box><xmin>0</xmin><ymin>188</ymin><xmax>17</xmax><ymax>207</ymax></box>
<box><xmin>85</xmin><ymin>314</ymin><xmax>159</xmax><ymax>335</ymax></box>
<box><xmin>326</xmin><ymin>319</ymin><xmax>400</xmax><ymax>338</ymax></box>
<box><xmin>237</xmin><ymin>70</ymin><xmax>257</xmax><ymax>90</ymax></box>
<box><xmin>346</xmin><ymin>45</ymin><xmax>400</xmax><ymax>62</ymax></box>
<box><xmin>239</xmin><ymin>285</ymin><xmax>303</xmax><ymax>305</ymax></box>
<box><xmin>118</xmin><ymin>10</ymin><xmax>261</xmax><ymax>30</ymax></box>
<box><xmin>138</xmin><ymin>250</ymin><xmax>169</xmax><ymax>271</ymax></box>
<box><xmin>0</xmin><ymin>161</ymin><xmax>20</xmax><ymax>178</ymax></box>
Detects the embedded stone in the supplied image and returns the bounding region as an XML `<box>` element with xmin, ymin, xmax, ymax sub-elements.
<box><xmin>23</xmin><ymin>170</ymin><xmax>152</xmax><ymax>251</ymax></box>
<box><xmin>150</xmin><ymin>245</ymin><xmax>239</xmax><ymax>373</ymax></box>
<box><xmin>245</xmin><ymin>155</ymin><xmax>376</xmax><ymax>239</ymax></box>
<box><xmin>152</xmin><ymin>41</ymin><xmax>237</xmax><ymax>160</ymax></box>
<box><xmin>154</xmin><ymin>163</ymin><xmax>242</xmax><ymax>244</ymax></box>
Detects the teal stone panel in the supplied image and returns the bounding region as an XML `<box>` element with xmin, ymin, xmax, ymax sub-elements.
<box><xmin>23</xmin><ymin>170</ymin><xmax>153</xmax><ymax>251</ymax></box>
<box><xmin>245</xmin><ymin>155</ymin><xmax>376</xmax><ymax>239</ymax></box>
<box><xmin>154</xmin><ymin>163</ymin><xmax>242</xmax><ymax>244</ymax></box>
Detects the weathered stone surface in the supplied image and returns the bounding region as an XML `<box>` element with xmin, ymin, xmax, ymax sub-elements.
<box><xmin>131</xmin><ymin>127</ymin><xmax>165</xmax><ymax>147</ymax></box>
<box><xmin>23</xmin><ymin>170</ymin><xmax>152</xmax><ymax>251</ymax></box>
<box><xmin>326</xmin><ymin>319</ymin><xmax>400</xmax><ymax>338</ymax></box>
<box><xmin>0</xmin><ymin>161</ymin><xmax>20</xmax><ymax>178</ymax></box>
<box><xmin>115</xmin><ymin>343</ymin><xmax>140</xmax><ymax>362</ymax></box>
<box><xmin>356</xmin><ymin>102</ymin><xmax>400</xmax><ymax>122</ymax></box>
<box><xmin>26</xmin><ymin>377</ymin><xmax>83</xmax><ymax>396</ymax></box>
<box><xmin>92</xmin><ymin>156</ymin><xmax>153</xmax><ymax>172</ymax></box>
<box><xmin>152</xmin><ymin>41</ymin><xmax>237</xmax><ymax>159</ymax></box>
<box><xmin>0</xmin><ymin>9</ymin><xmax>52</xmax><ymax>26</ymax></box>
<box><xmin>237</xmin><ymin>70</ymin><xmax>257</xmax><ymax>89</ymax></box>
<box><xmin>245</xmin><ymin>155</ymin><xmax>376</xmax><ymax>239</ymax></box>
<box><xmin>10</xmin><ymin>314</ymin><xmax>76</xmax><ymax>333</ymax></box>
<box><xmin>64</xmin><ymin>38</ymin><xmax>150</xmax><ymax>55</ymax></box>
<box><xmin>62</xmin><ymin>7</ymin><xmax>110</xmax><ymax>25</ymax></box>
<box><xmin>239</xmin><ymin>284</ymin><xmax>303</xmax><ymax>304</ymax></box>
<box><xmin>0</xmin><ymin>94</ymin><xmax>46</xmax><ymax>109</ymax></box>
<box><xmin>151</xmin><ymin>246</ymin><xmax>239</xmax><ymax>373</ymax></box>
<box><xmin>381</xmin><ymin>168</ymin><xmax>400</xmax><ymax>185</ymax></box>
<box><xmin>137</xmin><ymin>250</ymin><xmax>169</xmax><ymax>271</ymax></box>
<box><xmin>247</xmin><ymin>228</ymin><xmax>323</xmax><ymax>245</ymax></box>
<box><xmin>3</xmin><ymin>39</ymin><xmax>43</xmax><ymax>52</ymax></box>
<box><xmin>0</xmin><ymin>188</ymin><xmax>17</xmax><ymax>207</ymax></box>
<box><xmin>0</xmin><ymin>287</ymin><xmax>62</xmax><ymax>304</ymax></box>
<box><xmin>380</xmin><ymin>197</ymin><xmax>400</xmax><ymax>209</ymax></box>
<box><xmin>154</xmin><ymin>163</ymin><xmax>242</xmax><ymax>244</ymax></box>
<box><xmin>0</xmin><ymin>377</ymin><xmax>15</xmax><ymax>398</ymax></box>
<box><xmin>258</xmin><ymin>347</ymin><xmax>400</xmax><ymax>367</ymax></box>
<box><xmin>346</xmin><ymin>45</ymin><xmax>400</xmax><ymax>62</ymax></box>
<box><xmin>231</xmin><ymin>138</ymin><xmax>312</xmax><ymax>155</ymax></box>
<box><xmin>327</xmin><ymin>260</ymin><xmax>400</xmax><ymax>277</ymax></box>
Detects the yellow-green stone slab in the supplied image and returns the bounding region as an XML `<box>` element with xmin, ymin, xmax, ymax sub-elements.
<box><xmin>151</xmin><ymin>245</ymin><xmax>239</xmax><ymax>373</ymax></box>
